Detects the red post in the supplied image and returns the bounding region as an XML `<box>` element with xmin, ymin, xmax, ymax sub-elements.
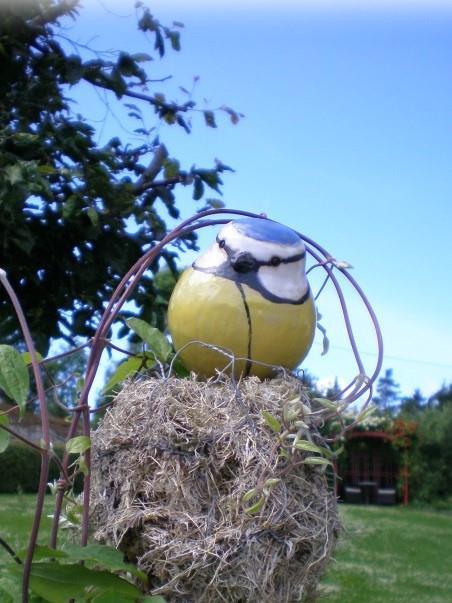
<box><xmin>402</xmin><ymin>463</ymin><xmax>409</xmax><ymax>506</ymax></box>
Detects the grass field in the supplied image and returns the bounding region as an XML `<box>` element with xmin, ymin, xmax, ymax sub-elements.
<box><xmin>0</xmin><ymin>494</ymin><xmax>54</xmax><ymax>563</ymax></box>
<box><xmin>319</xmin><ymin>504</ymin><xmax>452</xmax><ymax>603</ymax></box>
<box><xmin>1</xmin><ymin>495</ymin><xmax>451</xmax><ymax>602</ymax></box>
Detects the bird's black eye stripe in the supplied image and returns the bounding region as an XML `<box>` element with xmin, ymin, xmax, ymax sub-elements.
<box><xmin>218</xmin><ymin>239</ymin><xmax>226</xmax><ymax>249</ymax></box>
<box><xmin>259</xmin><ymin>250</ymin><xmax>306</xmax><ymax>267</ymax></box>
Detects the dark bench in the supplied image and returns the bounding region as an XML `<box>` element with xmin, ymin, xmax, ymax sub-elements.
<box><xmin>376</xmin><ymin>488</ymin><xmax>396</xmax><ymax>505</ymax></box>
<box><xmin>344</xmin><ymin>486</ymin><xmax>362</xmax><ymax>504</ymax></box>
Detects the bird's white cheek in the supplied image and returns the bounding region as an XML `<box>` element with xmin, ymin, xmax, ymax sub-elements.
<box><xmin>193</xmin><ymin>243</ymin><xmax>227</xmax><ymax>268</ymax></box>
<box><xmin>258</xmin><ymin>263</ymin><xmax>309</xmax><ymax>301</ymax></box>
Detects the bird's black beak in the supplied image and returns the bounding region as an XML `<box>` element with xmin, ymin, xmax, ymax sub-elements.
<box><xmin>231</xmin><ymin>252</ymin><xmax>257</xmax><ymax>273</ymax></box>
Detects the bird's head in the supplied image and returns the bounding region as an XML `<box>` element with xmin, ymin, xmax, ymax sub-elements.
<box><xmin>194</xmin><ymin>217</ymin><xmax>310</xmax><ymax>302</ymax></box>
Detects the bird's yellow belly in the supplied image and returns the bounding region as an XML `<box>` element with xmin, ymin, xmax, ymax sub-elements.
<box><xmin>168</xmin><ymin>268</ymin><xmax>316</xmax><ymax>378</ymax></box>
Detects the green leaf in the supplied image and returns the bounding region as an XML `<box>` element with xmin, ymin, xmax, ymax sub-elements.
<box><xmin>168</xmin><ymin>31</ymin><xmax>181</xmax><ymax>51</ymax></box>
<box><xmin>66</xmin><ymin>435</ymin><xmax>91</xmax><ymax>454</ymax></box>
<box><xmin>283</xmin><ymin>403</ymin><xmax>302</xmax><ymax>423</ymax></box>
<box><xmin>91</xmin><ymin>590</ymin><xmax>120</xmax><ymax>603</ymax></box>
<box><xmin>356</xmin><ymin>405</ymin><xmax>376</xmax><ymax>423</ymax></box>
<box><xmin>37</xmin><ymin>165</ymin><xmax>58</xmax><ymax>175</ymax></box>
<box><xmin>7</xmin><ymin>562</ymin><xmax>142</xmax><ymax>603</ymax></box>
<box><xmin>0</xmin><ymin>568</ymin><xmax>22</xmax><ymax>602</ymax></box>
<box><xmin>78</xmin><ymin>454</ymin><xmax>89</xmax><ymax>476</ymax></box>
<box><xmin>0</xmin><ymin>345</ymin><xmax>30</xmax><ymax>414</ymax></box>
<box><xmin>242</xmin><ymin>488</ymin><xmax>257</xmax><ymax>503</ymax></box>
<box><xmin>102</xmin><ymin>356</ymin><xmax>145</xmax><ymax>393</ymax></box>
<box><xmin>316</xmin><ymin>322</ymin><xmax>330</xmax><ymax>356</ymax></box>
<box><xmin>162</xmin><ymin>111</ymin><xmax>176</xmax><ymax>125</ymax></box>
<box><xmin>62</xmin><ymin>195</ymin><xmax>79</xmax><ymax>219</ymax></box>
<box><xmin>294</xmin><ymin>440</ymin><xmax>321</xmax><ymax>453</ymax></box>
<box><xmin>204</xmin><ymin>198</ymin><xmax>225</xmax><ymax>209</ymax></box>
<box><xmin>131</xmin><ymin>52</ymin><xmax>153</xmax><ymax>62</ymax></box>
<box><xmin>172</xmin><ymin>358</ymin><xmax>189</xmax><ymax>378</ymax></box>
<box><xmin>263</xmin><ymin>478</ymin><xmax>281</xmax><ymax>489</ymax></box>
<box><xmin>126</xmin><ymin>318</ymin><xmax>172</xmax><ymax>362</ymax></box>
<box><xmin>163</xmin><ymin>158</ymin><xmax>180</xmax><ymax>179</ymax></box>
<box><xmin>5</xmin><ymin>165</ymin><xmax>23</xmax><ymax>186</ymax></box>
<box><xmin>261</xmin><ymin>411</ymin><xmax>281</xmax><ymax>434</ymax></box>
<box><xmin>221</xmin><ymin>106</ymin><xmax>240</xmax><ymax>125</ymax></box>
<box><xmin>0</xmin><ymin>582</ymin><xmax>15</xmax><ymax>603</ymax></box>
<box><xmin>302</xmin><ymin>456</ymin><xmax>332</xmax><ymax>466</ymax></box>
<box><xmin>199</xmin><ymin>170</ymin><xmax>221</xmax><ymax>191</ymax></box>
<box><xmin>203</xmin><ymin>110</ymin><xmax>216</xmax><ymax>128</ymax></box>
<box><xmin>87</xmin><ymin>207</ymin><xmax>99</xmax><ymax>227</ymax></box>
<box><xmin>331</xmin><ymin>444</ymin><xmax>344</xmax><ymax>458</ymax></box>
<box><xmin>193</xmin><ymin>177</ymin><xmax>204</xmax><ymax>200</ymax></box>
<box><xmin>278</xmin><ymin>448</ymin><xmax>290</xmax><ymax>460</ymax></box>
<box><xmin>312</xmin><ymin>397</ymin><xmax>338</xmax><ymax>411</ymax></box>
<box><xmin>21</xmin><ymin>351</ymin><xmax>44</xmax><ymax>365</ymax></box>
<box><xmin>17</xmin><ymin>545</ymin><xmax>67</xmax><ymax>562</ymax></box>
<box><xmin>294</xmin><ymin>440</ymin><xmax>329</xmax><ymax>456</ymax></box>
<box><xmin>62</xmin><ymin>544</ymin><xmax>147</xmax><ymax>585</ymax></box>
<box><xmin>0</xmin><ymin>415</ymin><xmax>10</xmax><ymax>453</ymax></box>
<box><xmin>244</xmin><ymin>495</ymin><xmax>265</xmax><ymax>515</ymax></box>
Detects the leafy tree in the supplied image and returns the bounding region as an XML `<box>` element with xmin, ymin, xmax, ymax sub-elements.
<box><xmin>399</xmin><ymin>388</ymin><xmax>425</xmax><ymax>417</ymax></box>
<box><xmin>408</xmin><ymin>401</ymin><xmax>452</xmax><ymax>503</ymax></box>
<box><xmin>428</xmin><ymin>383</ymin><xmax>452</xmax><ymax>409</ymax></box>
<box><xmin>325</xmin><ymin>377</ymin><xmax>341</xmax><ymax>399</ymax></box>
<box><xmin>373</xmin><ymin>368</ymin><xmax>400</xmax><ymax>414</ymax></box>
<box><xmin>0</xmin><ymin>0</ymin><xmax>238</xmax><ymax>354</ymax></box>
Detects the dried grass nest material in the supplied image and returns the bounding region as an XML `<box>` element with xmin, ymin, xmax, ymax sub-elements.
<box><xmin>91</xmin><ymin>375</ymin><xmax>340</xmax><ymax>603</ymax></box>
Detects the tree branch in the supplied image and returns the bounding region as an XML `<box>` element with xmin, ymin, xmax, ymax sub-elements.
<box><xmin>134</xmin><ymin>143</ymin><xmax>168</xmax><ymax>193</ymax></box>
<box><xmin>0</xmin><ymin>423</ymin><xmax>46</xmax><ymax>455</ymax></box>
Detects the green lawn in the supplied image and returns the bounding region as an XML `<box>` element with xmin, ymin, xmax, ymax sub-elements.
<box><xmin>319</xmin><ymin>504</ymin><xmax>452</xmax><ymax>603</ymax></box>
<box><xmin>1</xmin><ymin>496</ymin><xmax>451</xmax><ymax>602</ymax></box>
<box><xmin>0</xmin><ymin>494</ymin><xmax>55</xmax><ymax>564</ymax></box>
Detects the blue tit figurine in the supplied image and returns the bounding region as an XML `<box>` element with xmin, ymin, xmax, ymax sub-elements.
<box><xmin>168</xmin><ymin>217</ymin><xmax>316</xmax><ymax>378</ymax></box>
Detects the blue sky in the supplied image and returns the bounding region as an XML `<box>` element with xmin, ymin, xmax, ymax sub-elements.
<box><xmin>63</xmin><ymin>1</ymin><xmax>452</xmax><ymax>399</ymax></box>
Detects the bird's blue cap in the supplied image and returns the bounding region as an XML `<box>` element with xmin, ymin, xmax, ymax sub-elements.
<box><xmin>232</xmin><ymin>218</ymin><xmax>301</xmax><ymax>246</ymax></box>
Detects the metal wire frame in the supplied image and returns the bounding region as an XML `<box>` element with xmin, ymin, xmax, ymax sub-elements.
<box><xmin>1</xmin><ymin>208</ymin><xmax>383</xmax><ymax>601</ymax></box>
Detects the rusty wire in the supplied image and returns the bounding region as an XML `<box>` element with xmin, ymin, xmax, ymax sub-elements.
<box><xmin>1</xmin><ymin>208</ymin><xmax>383</xmax><ymax>601</ymax></box>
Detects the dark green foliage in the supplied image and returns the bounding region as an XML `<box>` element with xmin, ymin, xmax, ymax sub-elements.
<box><xmin>399</xmin><ymin>388</ymin><xmax>425</xmax><ymax>416</ymax></box>
<box><xmin>0</xmin><ymin>444</ymin><xmax>81</xmax><ymax>493</ymax></box>
<box><xmin>0</xmin><ymin>0</ymin><xmax>234</xmax><ymax>354</ymax></box>
<box><xmin>408</xmin><ymin>403</ymin><xmax>452</xmax><ymax>503</ymax></box>
<box><xmin>395</xmin><ymin>380</ymin><xmax>452</xmax><ymax>504</ymax></box>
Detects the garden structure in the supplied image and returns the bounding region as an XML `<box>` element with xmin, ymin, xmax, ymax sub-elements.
<box><xmin>337</xmin><ymin>430</ymin><xmax>410</xmax><ymax>505</ymax></box>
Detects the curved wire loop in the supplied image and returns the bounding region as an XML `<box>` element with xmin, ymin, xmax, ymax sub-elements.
<box><xmin>51</xmin><ymin>207</ymin><xmax>383</xmax><ymax>547</ymax></box>
<box><xmin>2</xmin><ymin>207</ymin><xmax>382</xmax><ymax>599</ymax></box>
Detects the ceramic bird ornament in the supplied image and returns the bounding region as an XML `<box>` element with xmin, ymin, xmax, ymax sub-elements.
<box><xmin>168</xmin><ymin>217</ymin><xmax>316</xmax><ymax>378</ymax></box>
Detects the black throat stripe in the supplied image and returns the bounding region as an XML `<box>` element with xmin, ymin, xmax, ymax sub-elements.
<box><xmin>236</xmin><ymin>282</ymin><xmax>252</xmax><ymax>377</ymax></box>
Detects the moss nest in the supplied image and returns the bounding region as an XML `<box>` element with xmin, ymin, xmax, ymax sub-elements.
<box><xmin>90</xmin><ymin>375</ymin><xmax>340</xmax><ymax>602</ymax></box>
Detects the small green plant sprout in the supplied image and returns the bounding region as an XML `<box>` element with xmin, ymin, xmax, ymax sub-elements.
<box><xmin>271</xmin><ymin>396</ymin><xmax>337</xmax><ymax>465</ymax></box>
<box><xmin>66</xmin><ymin>435</ymin><xmax>91</xmax><ymax>478</ymax></box>
<box><xmin>243</xmin><ymin>478</ymin><xmax>281</xmax><ymax>516</ymax></box>
<box><xmin>241</xmin><ymin>394</ymin><xmax>340</xmax><ymax>515</ymax></box>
